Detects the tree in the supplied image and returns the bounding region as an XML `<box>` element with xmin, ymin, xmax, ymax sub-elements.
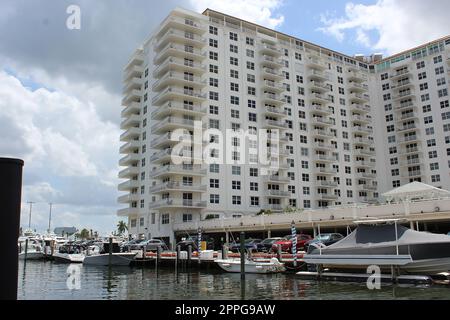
<box><xmin>117</xmin><ymin>221</ymin><xmax>128</xmax><ymax>236</ymax></box>
<box><xmin>79</xmin><ymin>228</ymin><xmax>90</xmax><ymax>240</ymax></box>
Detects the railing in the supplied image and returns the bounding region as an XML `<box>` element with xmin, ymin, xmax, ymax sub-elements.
<box><xmin>149</xmin><ymin>199</ymin><xmax>207</xmax><ymax>209</ymax></box>
<box><xmin>151</xmin><ymin>101</ymin><xmax>206</xmax><ymax>119</ymax></box>
<box><xmin>150</xmin><ymin>165</ymin><xmax>206</xmax><ymax>177</ymax></box>
<box><xmin>151</xmin><ymin>116</ymin><xmax>196</xmax><ymax>134</ymax></box>
<box><xmin>153</xmin><ymin>57</ymin><xmax>206</xmax><ymax>76</ymax></box>
<box><xmin>149</xmin><ymin>182</ymin><xmax>207</xmax><ymax>193</ymax></box>
<box><xmin>156</xmin><ymin>29</ymin><xmax>206</xmax><ymax>47</ymax></box>
<box><xmin>152</xmin><ymin>86</ymin><xmax>206</xmax><ymax>104</ymax></box>
<box><xmin>267</xmin><ymin>190</ymin><xmax>291</xmax><ymax>197</ymax></box>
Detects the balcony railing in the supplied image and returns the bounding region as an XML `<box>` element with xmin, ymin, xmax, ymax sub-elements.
<box><xmin>149</xmin><ymin>182</ymin><xmax>207</xmax><ymax>193</ymax></box>
<box><xmin>149</xmin><ymin>198</ymin><xmax>207</xmax><ymax>209</ymax></box>
<box><xmin>150</xmin><ymin>165</ymin><xmax>206</xmax><ymax>178</ymax></box>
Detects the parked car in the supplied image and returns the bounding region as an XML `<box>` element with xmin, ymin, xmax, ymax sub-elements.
<box><xmin>176</xmin><ymin>236</ymin><xmax>215</xmax><ymax>251</ymax></box>
<box><xmin>271</xmin><ymin>234</ymin><xmax>313</xmax><ymax>253</ymax></box>
<box><xmin>121</xmin><ymin>239</ymin><xmax>146</xmax><ymax>251</ymax></box>
<box><xmin>256</xmin><ymin>237</ymin><xmax>283</xmax><ymax>252</ymax></box>
<box><xmin>138</xmin><ymin>239</ymin><xmax>169</xmax><ymax>252</ymax></box>
<box><xmin>304</xmin><ymin>233</ymin><xmax>344</xmax><ymax>252</ymax></box>
<box><xmin>230</xmin><ymin>239</ymin><xmax>262</xmax><ymax>253</ymax></box>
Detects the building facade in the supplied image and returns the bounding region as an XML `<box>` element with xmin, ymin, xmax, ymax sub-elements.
<box><xmin>118</xmin><ymin>7</ymin><xmax>450</xmax><ymax>244</ymax></box>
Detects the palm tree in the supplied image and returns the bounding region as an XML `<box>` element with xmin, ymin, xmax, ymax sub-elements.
<box><xmin>117</xmin><ymin>221</ymin><xmax>128</xmax><ymax>236</ymax></box>
<box><xmin>79</xmin><ymin>228</ymin><xmax>90</xmax><ymax>240</ymax></box>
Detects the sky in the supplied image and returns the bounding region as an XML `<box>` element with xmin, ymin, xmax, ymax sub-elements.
<box><xmin>0</xmin><ymin>0</ymin><xmax>449</xmax><ymax>235</ymax></box>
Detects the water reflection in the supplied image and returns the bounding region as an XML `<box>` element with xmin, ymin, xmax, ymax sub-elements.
<box><xmin>18</xmin><ymin>261</ymin><xmax>449</xmax><ymax>300</ymax></box>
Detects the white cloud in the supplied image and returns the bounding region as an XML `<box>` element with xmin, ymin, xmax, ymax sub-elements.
<box><xmin>319</xmin><ymin>0</ymin><xmax>450</xmax><ymax>55</ymax></box>
<box><xmin>0</xmin><ymin>70</ymin><xmax>122</xmax><ymax>235</ymax></box>
<box><xmin>188</xmin><ymin>0</ymin><xmax>285</xmax><ymax>29</ymax></box>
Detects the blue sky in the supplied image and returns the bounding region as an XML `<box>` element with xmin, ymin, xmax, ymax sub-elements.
<box><xmin>0</xmin><ymin>0</ymin><xmax>449</xmax><ymax>235</ymax></box>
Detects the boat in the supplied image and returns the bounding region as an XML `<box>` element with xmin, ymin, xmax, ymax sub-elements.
<box><xmin>215</xmin><ymin>258</ymin><xmax>286</xmax><ymax>274</ymax></box>
<box><xmin>83</xmin><ymin>240</ymin><xmax>137</xmax><ymax>266</ymax></box>
<box><xmin>303</xmin><ymin>219</ymin><xmax>450</xmax><ymax>275</ymax></box>
<box><xmin>53</xmin><ymin>244</ymin><xmax>85</xmax><ymax>263</ymax></box>
<box><xmin>18</xmin><ymin>238</ymin><xmax>45</xmax><ymax>260</ymax></box>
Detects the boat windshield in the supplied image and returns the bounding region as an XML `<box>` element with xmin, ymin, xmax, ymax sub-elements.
<box><xmin>316</xmin><ymin>234</ymin><xmax>332</xmax><ymax>241</ymax></box>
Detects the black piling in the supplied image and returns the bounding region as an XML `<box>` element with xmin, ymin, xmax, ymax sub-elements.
<box><xmin>108</xmin><ymin>237</ymin><xmax>113</xmax><ymax>266</ymax></box>
<box><xmin>0</xmin><ymin>158</ymin><xmax>24</xmax><ymax>300</ymax></box>
<box><xmin>24</xmin><ymin>238</ymin><xmax>29</xmax><ymax>262</ymax></box>
<box><xmin>240</xmin><ymin>231</ymin><xmax>245</xmax><ymax>280</ymax></box>
<box><xmin>187</xmin><ymin>245</ymin><xmax>192</xmax><ymax>268</ymax></box>
<box><xmin>176</xmin><ymin>245</ymin><xmax>181</xmax><ymax>269</ymax></box>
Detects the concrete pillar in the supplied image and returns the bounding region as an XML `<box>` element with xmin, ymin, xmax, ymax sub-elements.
<box><xmin>410</xmin><ymin>221</ymin><xmax>414</xmax><ymax>230</ymax></box>
<box><xmin>267</xmin><ymin>230</ymin><xmax>271</xmax><ymax>238</ymax></box>
<box><xmin>225</xmin><ymin>231</ymin><xmax>229</xmax><ymax>244</ymax></box>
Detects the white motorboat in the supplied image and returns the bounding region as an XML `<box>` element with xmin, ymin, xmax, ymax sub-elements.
<box><xmin>215</xmin><ymin>258</ymin><xmax>286</xmax><ymax>274</ymax></box>
<box><xmin>53</xmin><ymin>244</ymin><xmax>85</xmax><ymax>263</ymax></box>
<box><xmin>83</xmin><ymin>240</ymin><xmax>136</xmax><ymax>266</ymax></box>
<box><xmin>18</xmin><ymin>238</ymin><xmax>45</xmax><ymax>260</ymax></box>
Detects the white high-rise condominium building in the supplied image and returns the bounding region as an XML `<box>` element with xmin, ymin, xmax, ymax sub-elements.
<box><xmin>118</xmin><ymin>7</ymin><xmax>450</xmax><ymax>244</ymax></box>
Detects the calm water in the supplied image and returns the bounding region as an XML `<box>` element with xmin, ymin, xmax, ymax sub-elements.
<box><xmin>18</xmin><ymin>261</ymin><xmax>450</xmax><ymax>300</ymax></box>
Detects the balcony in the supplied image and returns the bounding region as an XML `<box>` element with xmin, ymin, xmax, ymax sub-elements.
<box><xmin>149</xmin><ymin>182</ymin><xmax>207</xmax><ymax>194</ymax></box>
<box><xmin>152</xmin><ymin>101</ymin><xmax>206</xmax><ymax>120</ymax></box>
<box><xmin>319</xmin><ymin>181</ymin><xmax>338</xmax><ymax>188</ymax></box>
<box><xmin>117</xmin><ymin>207</ymin><xmax>139</xmax><ymax>217</ymax></box>
<box><xmin>120</xmin><ymin>140</ymin><xmax>140</xmax><ymax>154</ymax></box>
<box><xmin>357</xmin><ymin>172</ymin><xmax>376</xmax><ymax>180</ymax></box>
<box><xmin>398</xmin><ymin>135</ymin><xmax>420</xmax><ymax>144</ymax></box>
<box><xmin>309</xmin><ymin>81</ymin><xmax>330</xmax><ymax>93</ymax></box>
<box><xmin>354</xmin><ymin>149</ymin><xmax>376</xmax><ymax>157</ymax></box>
<box><xmin>156</xmin><ymin>29</ymin><xmax>206</xmax><ymax>50</ymax></box>
<box><xmin>123</xmin><ymin>77</ymin><xmax>143</xmax><ymax>95</ymax></box>
<box><xmin>361</xmin><ymin>197</ymin><xmax>378</xmax><ymax>204</ymax></box>
<box><xmin>120</xmin><ymin>127</ymin><xmax>140</xmax><ymax>142</ymax></box>
<box><xmin>348</xmin><ymin>81</ymin><xmax>369</xmax><ymax>92</ymax></box>
<box><xmin>261</xmin><ymin>55</ymin><xmax>284</xmax><ymax>68</ymax></box>
<box><xmin>151</xmin><ymin>116</ymin><xmax>198</xmax><ymax>134</ymax></box>
<box><xmin>396</xmin><ymin>112</ymin><xmax>419</xmax><ymax>122</ymax></box>
<box><xmin>391</xmin><ymin>79</ymin><xmax>413</xmax><ymax>90</ymax></box>
<box><xmin>124</xmin><ymin>50</ymin><xmax>144</xmax><ymax>72</ymax></box>
<box><xmin>150</xmin><ymin>132</ymin><xmax>194</xmax><ymax>149</ymax></box>
<box><xmin>311</xmin><ymin>117</ymin><xmax>333</xmax><ymax>126</ymax></box>
<box><xmin>393</xmin><ymin>90</ymin><xmax>415</xmax><ymax>101</ymax></box>
<box><xmin>403</xmin><ymin>170</ymin><xmax>424</xmax><ymax>179</ymax></box>
<box><xmin>349</xmin><ymin>92</ymin><xmax>370</xmax><ymax>104</ymax></box>
<box><xmin>152</xmin><ymin>71</ymin><xmax>206</xmax><ymax>91</ymax></box>
<box><xmin>312</xmin><ymin>129</ymin><xmax>334</xmax><ymax>139</ymax></box>
<box><xmin>154</xmin><ymin>43</ymin><xmax>206</xmax><ymax>65</ymax></box>
<box><xmin>316</xmin><ymin>168</ymin><xmax>338</xmax><ymax>176</ymax></box>
<box><xmin>156</xmin><ymin>15</ymin><xmax>205</xmax><ymax>38</ymax></box>
<box><xmin>319</xmin><ymin>194</ymin><xmax>339</xmax><ymax>201</ymax></box>
<box><xmin>262</xmin><ymin>80</ymin><xmax>285</xmax><ymax>93</ymax></box>
<box><xmin>120</xmin><ymin>114</ymin><xmax>141</xmax><ymax>130</ymax></box>
<box><xmin>267</xmin><ymin>190</ymin><xmax>291</xmax><ymax>198</ymax></box>
<box><xmin>308</xmin><ymin>69</ymin><xmax>331</xmax><ymax>81</ymax></box>
<box><xmin>400</xmin><ymin>158</ymin><xmax>421</xmax><ymax>167</ymax></box>
<box><xmin>395</xmin><ymin>102</ymin><xmax>417</xmax><ymax>111</ymax></box>
<box><xmin>153</xmin><ymin>57</ymin><xmax>206</xmax><ymax>78</ymax></box>
<box><xmin>262</xmin><ymin>67</ymin><xmax>284</xmax><ymax>80</ymax></box>
<box><xmin>121</xmin><ymin>89</ymin><xmax>141</xmax><ymax>106</ymax></box>
<box><xmin>306</xmin><ymin>56</ymin><xmax>328</xmax><ymax>70</ymax></box>
<box><xmin>118</xmin><ymin>166</ymin><xmax>140</xmax><ymax>179</ymax></box>
<box><xmin>149</xmin><ymin>148</ymin><xmax>173</xmax><ymax>163</ymax></box>
<box><xmin>310</xmin><ymin>93</ymin><xmax>333</xmax><ymax>104</ymax></box>
<box><xmin>350</xmin><ymin>104</ymin><xmax>371</xmax><ymax>113</ymax></box>
<box><xmin>150</xmin><ymin>165</ymin><xmax>206</xmax><ymax>179</ymax></box>
<box><xmin>259</xmin><ymin>44</ymin><xmax>282</xmax><ymax>56</ymax></box>
<box><xmin>264</xmin><ymin>106</ymin><xmax>288</xmax><ymax>117</ymax></box>
<box><xmin>358</xmin><ymin>184</ymin><xmax>377</xmax><ymax>192</ymax></box>
<box><xmin>390</xmin><ymin>69</ymin><xmax>411</xmax><ymax>80</ymax></box>
<box><xmin>314</xmin><ymin>154</ymin><xmax>336</xmax><ymax>163</ymax></box>
<box><xmin>397</xmin><ymin>123</ymin><xmax>418</xmax><ymax>133</ymax></box>
<box><xmin>266</xmin><ymin>175</ymin><xmax>291</xmax><ymax>183</ymax></box>
<box><xmin>400</xmin><ymin>146</ymin><xmax>422</xmax><ymax>156</ymax></box>
<box><xmin>118</xmin><ymin>180</ymin><xmax>139</xmax><ymax>191</ymax></box>
<box><xmin>313</xmin><ymin>142</ymin><xmax>334</xmax><ymax>151</ymax></box>
<box><xmin>347</xmin><ymin>71</ymin><xmax>368</xmax><ymax>82</ymax></box>
<box><xmin>262</xmin><ymin>204</ymin><xmax>284</xmax><ymax>212</ymax></box>
<box><xmin>355</xmin><ymin>160</ymin><xmax>375</xmax><ymax>168</ymax></box>
<box><xmin>263</xmin><ymin>119</ymin><xmax>288</xmax><ymax>130</ymax></box>
<box><xmin>119</xmin><ymin>153</ymin><xmax>140</xmax><ymax>166</ymax></box>
<box><xmin>351</xmin><ymin>115</ymin><xmax>371</xmax><ymax>124</ymax></box>
<box><xmin>353</xmin><ymin>137</ymin><xmax>373</xmax><ymax>146</ymax></box>
<box><xmin>152</xmin><ymin>86</ymin><xmax>206</xmax><ymax>106</ymax></box>
<box><xmin>124</xmin><ymin>65</ymin><xmax>144</xmax><ymax>83</ymax></box>
<box><xmin>149</xmin><ymin>198</ymin><xmax>207</xmax><ymax>209</ymax></box>
<box><xmin>310</xmin><ymin>105</ymin><xmax>332</xmax><ymax>115</ymax></box>
<box><xmin>353</xmin><ymin>126</ymin><xmax>373</xmax><ymax>135</ymax></box>
<box><xmin>117</xmin><ymin>193</ymin><xmax>140</xmax><ymax>204</ymax></box>
<box><xmin>121</xmin><ymin>102</ymin><xmax>141</xmax><ymax>118</ymax></box>
<box><xmin>262</xmin><ymin>92</ymin><xmax>285</xmax><ymax>105</ymax></box>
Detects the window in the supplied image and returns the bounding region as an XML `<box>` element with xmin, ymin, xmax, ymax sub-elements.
<box><xmin>230</xmin><ymin>96</ymin><xmax>239</xmax><ymax>105</ymax></box>
<box><xmin>232</xmin><ymin>166</ymin><xmax>241</xmax><ymax>175</ymax></box>
<box><xmin>418</xmin><ymin>72</ymin><xmax>427</xmax><ymax>80</ymax></box>
<box><xmin>246</xmin><ymin>49</ymin><xmax>254</xmax><ymax>58</ymax></box>
<box><xmin>209</xmin><ymin>51</ymin><xmax>218</xmax><ymax>60</ymax></box>
<box><xmin>209</xmin><ymin>64</ymin><xmax>218</xmax><ymax>73</ymax></box>
<box><xmin>248</xmin><ymin>100</ymin><xmax>256</xmax><ymax>109</ymax></box>
<box><xmin>209</xmin><ymin>26</ymin><xmax>218</xmax><ymax>35</ymax></box>
<box><xmin>229</xmin><ymin>32</ymin><xmax>238</xmax><ymax>41</ymax></box>
<box><xmin>210</xmin><ymin>194</ymin><xmax>219</xmax><ymax>204</ymax></box>
<box><xmin>424</xmin><ymin>116</ymin><xmax>433</xmax><ymax>124</ymax></box>
<box><xmin>230</xmin><ymin>70</ymin><xmax>239</xmax><ymax>78</ymax></box>
<box><xmin>209</xmin><ymin>105</ymin><xmax>218</xmax><ymax>115</ymax></box>
<box><xmin>230</xmin><ymin>44</ymin><xmax>238</xmax><ymax>54</ymax></box>
<box><xmin>248</xmin><ymin>113</ymin><xmax>257</xmax><ymax>122</ymax></box>
<box><xmin>161</xmin><ymin>214</ymin><xmax>169</xmax><ymax>225</ymax></box>
<box><xmin>232</xmin><ymin>195</ymin><xmax>241</xmax><ymax>205</ymax></box>
<box><xmin>232</xmin><ymin>181</ymin><xmax>241</xmax><ymax>190</ymax></box>
<box><xmin>250</xmin><ymin>182</ymin><xmax>258</xmax><ymax>191</ymax></box>
<box><xmin>246</xmin><ymin>37</ymin><xmax>254</xmax><ymax>45</ymax></box>
<box><xmin>210</xmin><ymin>179</ymin><xmax>219</xmax><ymax>188</ymax></box>
<box><xmin>250</xmin><ymin>197</ymin><xmax>259</xmax><ymax>206</ymax></box>
<box><xmin>210</xmin><ymin>163</ymin><xmax>219</xmax><ymax>173</ymax></box>
<box><xmin>209</xmin><ymin>39</ymin><xmax>218</xmax><ymax>48</ymax></box>
<box><xmin>230</xmin><ymin>57</ymin><xmax>238</xmax><ymax>66</ymax></box>
<box><xmin>247</xmin><ymin>61</ymin><xmax>255</xmax><ymax>70</ymax></box>
<box><xmin>230</xmin><ymin>82</ymin><xmax>239</xmax><ymax>92</ymax></box>
<box><xmin>250</xmin><ymin>168</ymin><xmax>258</xmax><ymax>177</ymax></box>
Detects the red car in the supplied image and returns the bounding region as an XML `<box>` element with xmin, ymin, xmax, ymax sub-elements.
<box><xmin>271</xmin><ymin>234</ymin><xmax>313</xmax><ymax>253</ymax></box>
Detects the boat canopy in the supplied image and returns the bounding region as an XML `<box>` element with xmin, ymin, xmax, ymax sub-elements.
<box><xmin>326</xmin><ymin>224</ymin><xmax>450</xmax><ymax>250</ymax></box>
<box><xmin>382</xmin><ymin>181</ymin><xmax>450</xmax><ymax>203</ymax></box>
